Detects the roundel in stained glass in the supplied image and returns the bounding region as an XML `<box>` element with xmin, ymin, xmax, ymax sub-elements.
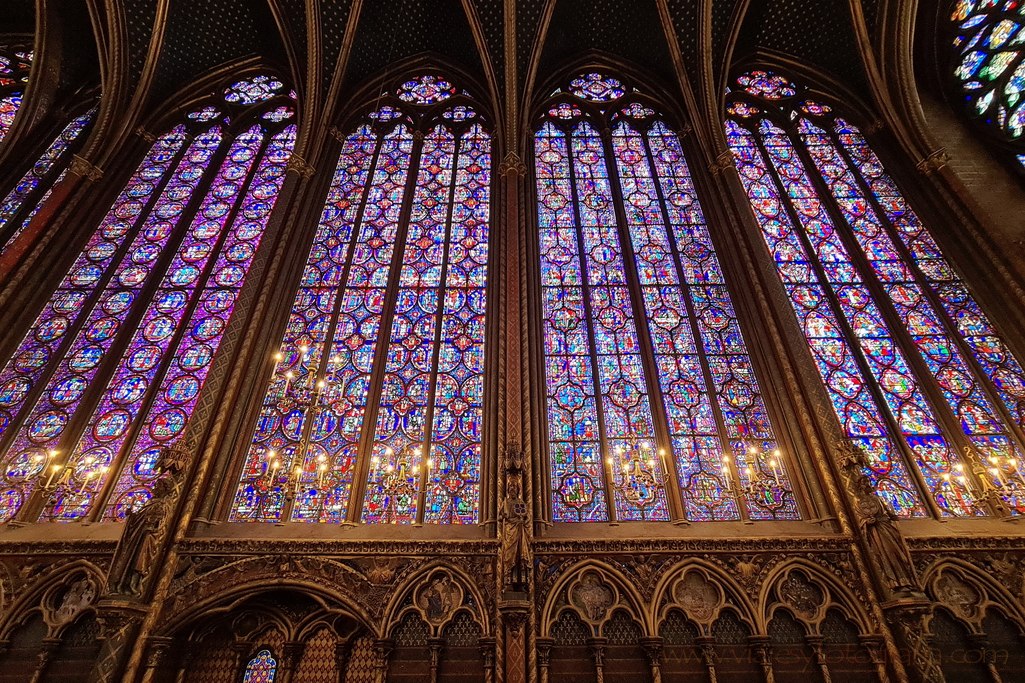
<box><xmin>735</xmin><ymin>70</ymin><xmax>798</xmax><ymax>100</ymax></box>
<box><xmin>95</xmin><ymin>409</ymin><xmax>131</xmax><ymax>439</ymax></box>
<box><xmin>150</xmin><ymin>408</ymin><xmax>188</xmax><ymax>440</ymax></box>
<box><xmin>165</xmin><ymin>376</ymin><xmax>200</xmax><ymax>405</ymax></box>
<box><xmin>128</xmin><ymin>345</ymin><xmax>163</xmax><ymax>372</ymax></box>
<box><xmin>28</xmin><ymin>410</ymin><xmax>67</xmax><ymax>441</ymax></box>
<box><xmin>569</xmin><ymin>73</ymin><xmax>626</xmax><ymax>102</ymax></box>
<box><xmin>50</xmin><ymin>376</ymin><xmax>88</xmax><ymax>406</ymax></box>
<box><xmin>397</xmin><ymin>75</ymin><xmax>457</xmax><ymax>105</ymax></box>
<box><xmin>224</xmin><ymin>75</ymin><xmax>285</xmax><ymax>105</ymax></box>
<box><xmin>180</xmin><ymin>344</ymin><xmax>213</xmax><ymax>371</ymax></box>
<box><xmin>112</xmin><ymin>376</ymin><xmax>149</xmax><ymax>404</ymax></box>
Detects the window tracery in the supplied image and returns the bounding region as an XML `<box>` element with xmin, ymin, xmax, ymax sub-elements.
<box><xmin>0</xmin><ymin>74</ymin><xmax>296</xmax><ymax>523</ymax></box>
<box><xmin>229</xmin><ymin>74</ymin><xmax>489</xmax><ymax>525</ymax></box>
<box><xmin>0</xmin><ymin>45</ymin><xmax>31</xmax><ymax>145</ymax></box>
<box><xmin>725</xmin><ymin>69</ymin><xmax>1025</xmax><ymax>518</ymax></box>
<box><xmin>950</xmin><ymin>0</ymin><xmax>1025</xmax><ymax>167</ymax></box>
<box><xmin>536</xmin><ymin>72</ymin><xmax>800</xmax><ymax>523</ymax></box>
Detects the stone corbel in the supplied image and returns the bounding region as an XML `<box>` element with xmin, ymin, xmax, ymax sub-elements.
<box><xmin>135</xmin><ymin>126</ymin><xmax>157</xmax><ymax>144</ymax></box>
<box><xmin>709</xmin><ymin>150</ymin><xmax>734</xmax><ymax>177</ymax></box>
<box><xmin>916</xmin><ymin>147</ymin><xmax>950</xmax><ymax>176</ymax></box>
<box><xmin>286</xmin><ymin>155</ymin><xmax>315</xmax><ymax>179</ymax></box>
<box><xmin>499</xmin><ymin>153</ymin><xmax>527</xmax><ymax>178</ymax></box>
<box><xmin>69</xmin><ymin>155</ymin><xmax>103</xmax><ymax>181</ymax></box>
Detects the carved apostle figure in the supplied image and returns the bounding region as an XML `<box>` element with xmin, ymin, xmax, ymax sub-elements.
<box><xmin>840</xmin><ymin>442</ymin><xmax>920</xmax><ymax>596</ymax></box>
<box><xmin>108</xmin><ymin>447</ymin><xmax>187</xmax><ymax>596</ymax></box>
<box><xmin>501</xmin><ymin>449</ymin><xmax>531</xmax><ymax>592</ymax></box>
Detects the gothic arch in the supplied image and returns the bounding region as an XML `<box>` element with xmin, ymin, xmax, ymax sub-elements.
<box><xmin>0</xmin><ymin>558</ymin><xmax>103</xmax><ymax>641</ymax></box>
<box><xmin>155</xmin><ymin>562</ymin><xmax>376</xmax><ymax>638</ymax></box>
<box><xmin>540</xmin><ymin>560</ymin><xmax>648</xmax><ymax>637</ymax></box>
<box><xmin>920</xmin><ymin>558</ymin><xmax>1025</xmax><ymax>634</ymax></box>
<box><xmin>651</xmin><ymin>559</ymin><xmax>758</xmax><ymax>637</ymax></box>
<box><xmin>758</xmin><ymin>558</ymin><xmax>874</xmax><ymax>636</ymax></box>
<box><xmin>383</xmin><ymin>561</ymin><xmax>490</xmax><ymax>638</ymax></box>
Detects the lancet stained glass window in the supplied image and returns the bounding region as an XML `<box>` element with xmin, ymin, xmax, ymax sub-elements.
<box><xmin>241</xmin><ymin>649</ymin><xmax>277</xmax><ymax>683</ymax></box>
<box><xmin>0</xmin><ymin>74</ymin><xmax>295</xmax><ymax>523</ymax></box>
<box><xmin>0</xmin><ymin>106</ymin><xmax>97</xmax><ymax>251</ymax></box>
<box><xmin>0</xmin><ymin>45</ymin><xmax>31</xmax><ymax>145</ymax></box>
<box><xmin>726</xmin><ymin>69</ymin><xmax>1025</xmax><ymax>518</ymax></box>
<box><xmin>536</xmin><ymin>73</ymin><xmax>799</xmax><ymax>523</ymax></box>
<box><xmin>950</xmin><ymin>0</ymin><xmax>1025</xmax><ymax>167</ymax></box>
<box><xmin>229</xmin><ymin>74</ymin><xmax>489</xmax><ymax>525</ymax></box>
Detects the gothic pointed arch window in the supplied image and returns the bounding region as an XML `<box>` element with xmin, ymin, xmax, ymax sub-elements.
<box><xmin>0</xmin><ymin>44</ymin><xmax>31</xmax><ymax>144</ymax></box>
<box><xmin>949</xmin><ymin>0</ymin><xmax>1025</xmax><ymax>169</ymax></box>
<box><xmin>0</xmin><ymin>102</ymin><xmax>97</xmax><ymax>251</ymax></box>
<box><xmin>0</xmin><ymin>73</ymin><xmax>296</xmax><ymax>523</ymax></box>
<box><xmin>535</xmin><ymin>72</ymin><xmax>800</xmax><ymax>523</ymax></box>
<box><xmin>229</xmin><ymin>73</ymin><xmax>490</xmax><ymax>525</ymax></box>
<box><xmin>725</xmin><ymin>69</ymin><xmax>1025</xmax><ymax>518</ymax></box>
<box><xmin>241</xmin><ymin>649</ymin><xmax>277</xmax><ymax>683</ymax></box>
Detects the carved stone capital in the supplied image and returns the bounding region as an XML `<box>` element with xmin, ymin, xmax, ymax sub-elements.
<box><xmin>135</xmin><ymin>126</ymin><xmax>157</xmax><ymax>144</ymax></box>
<box><xmin>499</xmin><ymin>153</ymin><xmax>527</xmax><ymax>177</ymax></box>
<box><xmin>535</xmin><ymin>637</ymin><xmax>554</xmax><ymax>667</ymax></box>
<box><xmin>498</xmin><ymin>596</ymin><xmax>531</xmax><ymax>634</ymax></box>
<box><xmin>286</xmin><ymin>155</ymin><xmax>315</xmax><ymax>178</ymax></box>
<box><xmin>916</xmin><ymin>147</ymin><xmax>949</xmax><ymax>176</ymax></box>
<box><xmin>587</xmin><ymin>638</ymin><xmax>608</xmax><ymax>668</ymax></box>
<box><xmin>709</xmin><ymin>150</ymin><xmax>734</xmax><ymax>176</ymax></box>
<box><xmin>69</xmin><ymin>155</ymin><xmax>103</xmax><ymax>181</ymax></box>
<box><xmin>640</xmin><ymin>636</ymin><xmax>663</xmax><ymax>665</ymax></box>
<box><xmin>144</xmin><ymin>636</ymin><xmax>173</xmax><ymax>669</ymax></box>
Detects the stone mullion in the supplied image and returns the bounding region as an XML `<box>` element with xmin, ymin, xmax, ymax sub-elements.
<box><xmin>277</xmin><ymin>641</ymin><xmax>305</xmax><ymax>683</ymax></box>
<box><xmin>748</xmin><ymin>636</ymin><xmax>775</xmax><ymax>683</ymax></box>
<box><xmin>695</xmin><ymin>636</ymin><xmax>718</xmax><ymax>683</ymax></box>
<box><xmin>333</xmin><ymin>639</ymin><xmax>351</xmax><ymax>682</ymax></box>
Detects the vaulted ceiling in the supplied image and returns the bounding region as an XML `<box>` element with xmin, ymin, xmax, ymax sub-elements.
<box><xmin>2</xmin><ymin>0</ymin><xmax>891</xmax><ymax>153</ymax></box>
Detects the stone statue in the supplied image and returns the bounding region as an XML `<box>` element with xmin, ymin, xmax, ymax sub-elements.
<box><xmin>108</xmin><ymin>446</ymin><xmax>188</xmax><ymax>597</ymax></box>
<box><xmin>501</xmin><ymin>448</ymin><xmax>531</xmax><ymax>592</ymax></box>
<box><xmin>838</xmin><ymin>441</ymin><xmax>920</xmax><ymax>596</ymax></box>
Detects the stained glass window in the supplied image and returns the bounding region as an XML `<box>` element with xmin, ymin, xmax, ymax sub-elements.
<box><xmin>0</xmin><ymin>45</ymin><xmax>31</xmax><ymax>145</ymax></box>
<box><xmin>726</xmin><ymin>69</ymin><xmax>1025</xmax><ymax>518</ymax></box>
<box><xmin>242</xmin><ymin>650</ymin><xmax>277</xmax><ymax>683</ymax></box>
<box><xmin>0</xmin><ymin>75</ymin><xmax>295</xmax><ymax>523</ymax></box>
<box><xmin>537</xmin><ymin>72</ymin><xmax>800</xmax><ymax>523</ymax></box>
<box><xmin>229</xmin><ymin>74</ymin><xmax>490</xmax><ymax>525</ymax></box>
<box><xmin>0</xmin><ymin>106</ymin><xmax>96</xmax><ymax>251</ymax></box>
<box><xmin>950</xmin><ymin>1</ymin><xmax>1025</xmax><ymax>168</ymax></box>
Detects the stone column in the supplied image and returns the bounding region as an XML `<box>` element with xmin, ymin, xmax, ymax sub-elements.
<box><xmin>535</xmin><ymin>637</ymin><xmax>553</xmax><ymax>683</ymax></box>
<box><xmin>696</xmin><ymin>636</ymin><xmax>719</xmax><ymax>683</ymax></box>
<box><xmin>334</xmin><ymin>640</ymin><xmax>352</xmax><ymax>683</ymax></box>
<box><xmin>748</xmin><ymin>635</ymin><xmax>775</xmax><ymax>683</ymax></box>
<box><xmin>139</xmin><ymin>636</ymin><xmax>173</xmax><ymax>683</ymax></box>
<box><xmin>427</xmin><ymin>637</ymin><xmax>445</xmax><ymax>683</ymax></box>
<box><xmin>886</xmin><ymin>605</ymin><xmax>945</xmax><ymax>683</ymax></box>
<box><xmin>87</xmin><ymin>603</ymin><xmax>147</xmax><ymax>683</ymax></box>
<box><xmin>805</xmin><ymin>635</ymin><xmax>832</xmax><ymax>683</ymax></box>
<box><xmin>587</xmin><ymin>638</ymin><xmax>607</xmax><ymax>683</ymax></box>
<box><xmin>478</xmin><ymin>637</ymin><xmax>496</xmax><ymax>683</ymax></box>
<box><xmin>641</xmin><ymin>636</ymin><xmax>664</xmax><ymax>683</ymax></box>
<box><xmin>28</xmin><ymin>638</ymin><xmax>60</xmax><ymax>683</ymax></box>
<box><xmin>277</xmin><ymin>641</ymin><xmax>305</xmax><ymax>683</ymax></box>
<box><xmin>499</xmin><ymin>596</ymin><xmax>530</xmax><ymax>683</ymax></box>
<box><xmin>372</xmin><ymin>638</ymin><xmax>393</xmax><ymax>683</ymax></box>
